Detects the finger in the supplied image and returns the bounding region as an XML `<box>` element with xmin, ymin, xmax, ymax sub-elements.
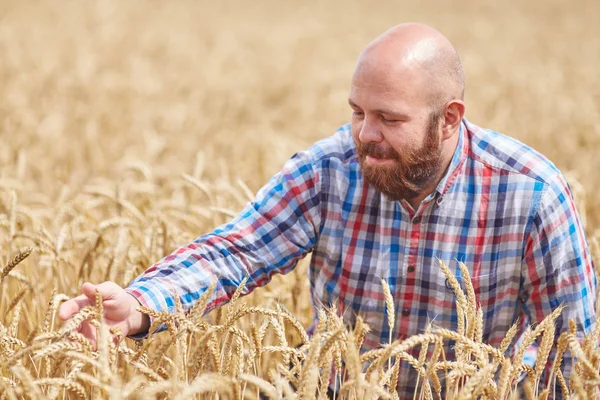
<box><xmin>58</xmin><ymin>294</ymin><xmax>94</xmax><ymax>320</ymax></box>
<box><xmin>81</xmin><ymin>281</ymin><xmax>123</xmax><ymax>302</ymax></box>
<box><xmin>81</xmin><ymin>282</ymin><xmax>99</xmax><ymax>302</ymax></box>
<box><xmin>78</xmin><ymin>320</ymin><xmax>98</xmax><ymax>351</ymax></box>
<box><xmin>110</xmin><ymin>322</ymin><xmax>127</xmax><ymax>344</ymax></box>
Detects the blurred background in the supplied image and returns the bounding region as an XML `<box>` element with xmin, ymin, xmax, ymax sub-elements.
<box><xmin>0</xmin><ymin>4</ymin><xmax>599</xmax><ymax>394</ymax></box>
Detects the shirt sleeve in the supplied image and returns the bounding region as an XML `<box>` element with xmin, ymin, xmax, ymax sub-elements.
<box><xmin>125</xmin><ymin>148</ymin><xmax>322</xmax><ymax>335</ymax></box>
<box><xmin>520</xmin><ymin>174</ymin><xmax>597</xmax><ymax>388</ymax></box>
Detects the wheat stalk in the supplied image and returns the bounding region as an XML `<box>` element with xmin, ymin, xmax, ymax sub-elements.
<box><xmin>0</xmin><ymin>248</ymin><xmax>33</xmax><ymax>285</ymax></box>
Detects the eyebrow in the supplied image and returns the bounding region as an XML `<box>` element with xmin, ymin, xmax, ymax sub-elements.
<box><xmin>348</xmin><ymin>99</ymin><xmax>409</xmax><ymax>119</ymax></box>
<box><xmin>348</xmin><ymin>99</ymin><xmax>359</xmax><ymax>108</ymax></box>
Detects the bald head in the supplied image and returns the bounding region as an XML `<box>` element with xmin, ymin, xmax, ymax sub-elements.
<box><xmin>354</xmin><ymin>23</ymin><xmax>465</xmax><ymax>108</ymax></box>
<box><xmin>349</xmin><ymin>24</ymin><xmax>466</xmax><ymax>207</ymax></box>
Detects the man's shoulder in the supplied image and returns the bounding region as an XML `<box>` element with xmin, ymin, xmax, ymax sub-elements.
<box><xmin>465</xmin><ymin>119</ymin><xmax>562</xmax><ymax>185</ymax></box>
<box><xmin>306</xmin><ymin>124</ymin><xmax>358</xmax><ymax>166</ymax></box>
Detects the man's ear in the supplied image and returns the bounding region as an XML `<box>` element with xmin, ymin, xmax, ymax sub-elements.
<box><xmin>441</xmin><ymin>99</ymin><xmax>465</xmax><ymax>140</ymax></box>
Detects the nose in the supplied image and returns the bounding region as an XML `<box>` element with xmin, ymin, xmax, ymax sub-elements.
<box><xmin>357</xmin><ymin>117</ymin><xmax>383</xmax><ymax>144</ymax></box>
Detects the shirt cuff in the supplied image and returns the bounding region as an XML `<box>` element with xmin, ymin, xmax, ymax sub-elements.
<box><xmin>124</xmin><ymin>280</ymin><xmax>177</xmax><ymax>339</ymax></box>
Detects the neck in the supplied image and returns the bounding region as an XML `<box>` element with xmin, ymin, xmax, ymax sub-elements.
<box><xmin>406</xmin><ymin>126</ymin><xmax>461</xmax><ymax>210</ymax></box>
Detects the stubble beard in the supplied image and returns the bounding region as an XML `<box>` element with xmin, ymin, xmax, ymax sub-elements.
<box><xmin>356</xmin><ymin>111</ymin><xmax>444</xmax><ymax>202</ymax></box>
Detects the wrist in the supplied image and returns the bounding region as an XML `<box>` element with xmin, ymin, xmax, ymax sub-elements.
<box><xmin>126</xmin><ymin>293</ymin><xmax>151</xmax><ymax>336</ymax></box>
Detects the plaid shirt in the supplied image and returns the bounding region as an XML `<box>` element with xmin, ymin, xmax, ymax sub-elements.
<box><xmin>127</xmin><ymin>118</ymin><xmax>596</xmax><ymax>397</ymax></box>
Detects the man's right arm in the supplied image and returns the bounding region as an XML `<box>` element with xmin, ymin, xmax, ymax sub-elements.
<box><xmin>125</xmin><ymin>148</ymin><xmax>324</xmax><ymax>337</ymax></box>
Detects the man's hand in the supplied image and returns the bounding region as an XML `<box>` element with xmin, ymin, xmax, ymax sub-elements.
<box><xmin>58</xmin><ymin>281</ymin><xmax>150</xmax><ymax>348</ymax></box>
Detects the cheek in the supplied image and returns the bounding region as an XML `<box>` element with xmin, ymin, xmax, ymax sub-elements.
<box><xmin>350</xmin><ymin>120</ymin><xmax>363</xmax><ymax>140</ymax></box>
<box><xmin>382</xmin><ymin>130</ymin><xmax>414</xmax><ymax>154</ymax></box>
<box><xmin>384</xmin><ymin>124</ymin><xmax>423</xmax><ymax>151</ymax></box>
<box><xmin>351</xmin><ymin>116</ymin><xmax>363</xmax><ymax>128</ymax></box>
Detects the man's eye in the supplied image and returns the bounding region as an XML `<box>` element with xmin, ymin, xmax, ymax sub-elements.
<box><xmin>382</xmin><ymin>117</ymin><xmax>399</xmax><ymax>123</ymax></box>
<box><xmin>352</xmin><ymin>111</ymin><xmax>364</xmax><ymax>117</ymax></box>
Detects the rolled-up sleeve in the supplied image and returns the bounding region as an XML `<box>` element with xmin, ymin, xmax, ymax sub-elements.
<box><xmin>521</xmin><ymin>173</ymin><xmax>597</xmax><ymax>387</ymax></box>
<box><xmin>125</xmin><ymin>149</ymin><xmax>322</xmax><ymax>334</ymax></box>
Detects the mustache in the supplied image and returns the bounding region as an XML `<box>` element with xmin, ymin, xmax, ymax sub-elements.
<box><xmin>357</xmin><ymin>143</ymin><xmax>401</xmax><ymax>160</ymax></box>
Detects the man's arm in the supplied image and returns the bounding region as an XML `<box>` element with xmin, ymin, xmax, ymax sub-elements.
<box><xmin>520</xmin><ymin>174</ymin><xmax>597</xmax><ymax>388</ymax></box>
<box><xmin>125</xmin><ymin>148</ymin><xmax>323</xmax><ymax>336</ymax></box>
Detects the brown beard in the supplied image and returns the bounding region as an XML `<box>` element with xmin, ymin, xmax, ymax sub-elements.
<box><xmin>356</xmin><ymin>110</ymin><xmax>443</xmax><ymax>202</ymax></box>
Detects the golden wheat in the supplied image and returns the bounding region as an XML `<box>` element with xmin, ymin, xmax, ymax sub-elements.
<box><xmin>1</xmin><ymin>0</ymin><xmax>600</xmax><ymax>398</ymax></box>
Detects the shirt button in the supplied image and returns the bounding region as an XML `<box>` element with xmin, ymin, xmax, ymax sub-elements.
<box><xmin>446</xmin><ymin>277</ymin><xmax>462</xmax><ymax>290</ymax></box>
<box><xmin>401</xmin><ymin>309</ymin><xmax>410</xmax><ymax>317</ymax></box>
<box><xmin>407</xmin><ymin>265</ymin><xmax>415</xmax><ymax>273</ymax></box>
<box><xmin>413</xmin><ymin>216</ymin><xmax>421</xmax><ymax>224</ymax></box>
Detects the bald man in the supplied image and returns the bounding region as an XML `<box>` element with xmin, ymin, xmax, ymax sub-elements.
<box><xmin>60</xmin><ymin>23</ymin><xmax>596</xmax><ymax>397</ymax></box>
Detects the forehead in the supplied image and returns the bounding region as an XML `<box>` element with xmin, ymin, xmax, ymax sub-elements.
<box><xmin>350</xmin><ymin>60</ymin><xmax>430</xmax><ymax>112</ymax></box>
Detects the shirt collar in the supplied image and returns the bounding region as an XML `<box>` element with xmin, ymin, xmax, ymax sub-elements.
<box><xmin>428</xmin><ymin>118</ymin><xmax>469</xmax><ymax>204</ymax></box>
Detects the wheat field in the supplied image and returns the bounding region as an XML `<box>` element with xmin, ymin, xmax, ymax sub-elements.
<box><xmin>1</xmin><ymin>0</ymin><xmax>600</xmax><ymax>399</ymax></box>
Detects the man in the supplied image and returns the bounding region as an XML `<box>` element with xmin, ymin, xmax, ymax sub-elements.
<box><xmin>59</xmin><ymin>23</ymin><xmax>596</xmax><ymax>397</ymax></box>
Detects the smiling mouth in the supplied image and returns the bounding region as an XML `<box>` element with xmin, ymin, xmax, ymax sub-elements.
<box><xmin>365</xmin><ymin>155</ymin><xmax>394</xmax><ymax>165</ymax></box>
